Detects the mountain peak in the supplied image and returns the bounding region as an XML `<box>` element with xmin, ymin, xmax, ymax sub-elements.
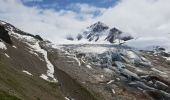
<box><xmin>88</xmin><ymin>21</ymin><xmax>109</xmax><ymax>33</ymax></box>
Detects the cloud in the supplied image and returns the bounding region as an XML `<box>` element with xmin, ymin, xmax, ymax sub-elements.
<box><xmin>0</xmin><ymin>0</ymin><xmax>97</xmax><ymax>42</ymax></box>
<box><xmin>67</xmin><ymin>3</ymin><xmax>106</xmax><ymax>16</ymax></box>
<box><xmin>0</xmin><ymin>0</ymin><xmax>170</xmax><ymax>47</ymax></box>
<box><xmin>98</xmin><ymin>0</ymin><xmax>170</xmax><ymax>37</ymax></box>
<box><xmin>96</xmin><ymin>0</ymin><xmax>170</xmax><ymax>49</ymax></box>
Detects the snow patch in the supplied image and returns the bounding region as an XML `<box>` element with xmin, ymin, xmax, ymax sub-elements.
<box><xmin>107</xmin><ymin>80</ymin><xmax>114</xmax><ymax>84</ymax></box>
<box><xmin>40</xmin><ymin>74</ymin><xmax>49</xmax><ymax>80</ymax></box>
<box><xmin>65</xmin><ymin>97</ymin><xmax>70</xmax><ymax>100</ymax></box>
<box><xmin>29</xmin><ymin>50</ymin><xmax>39</xmax><ymax>56</ymax></box>
<box><xmin>111</xmin><ymin>89</ymin><xmax>116</xmax><ymax>94</ymax></box>
<box><xmin>64</xmin><ymin>97</ymin><xmax>75</xmax><ymax>100</ymax></box>
<box><xmin>165</xmin><ymin>57</ymin><xmax>170</xmax><ymax>61</ymax></box>
<box><xmin>28</xmin><ymin>42</ymin><xmax>57</xmax><ymax>82</ymax></box>
<box><xmin>22</xmin><ymin>70</ymin><xmax>32</xmax><ymax>76</ymax></box>
<box><xmin>0</xmin><ymin>42</ymin><xmax>7</xmax><ymax>50</ymax></box>
<box><xmin>4</xmin><ymin>53</ymin><xmax>10</xmax><ymax>58</ymax></box>
<box><xmin>12</xmin><ymin>45</ymin><xmax>17</xmax><ymax>49</ymax></box>
<box><xmin>10</xmin><ymin>31</ymin><xmax>57</xmax><ymax>82</ymax></box>
<box><xmin>67</xmin><ymin>55</ymin><xmax>81</xmax><ymax>66</ymax></box>
<box><xmin>86</xmin><ymin>65</ymin><xmax>92</xmax><ymax>69</ymax></box>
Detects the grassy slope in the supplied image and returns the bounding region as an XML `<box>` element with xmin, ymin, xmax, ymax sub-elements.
<box><xmin>0</xmin><ymin>90</ymin><xmax>20</xmax><ymax>100</ymax></box>
<box><xmin>0</xmin><ymin>54</ymin><xmax>65</xmax><ymax>100</ymax></box>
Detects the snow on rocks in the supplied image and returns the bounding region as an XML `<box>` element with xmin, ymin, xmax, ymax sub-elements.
<box><xmin>125</xmin><ymin>50</ymin><xmax>141</xmax><ymax>63</ymax></box>
<box><xmin>64</xmin><ymin>97</ymin><xmax>75</xmax><ymax>100</ymax></box>
<box><xmin>107</xmin><ymin>80</ymin><xmax>114</xmax><ymax>84</ymax></box>
<box><xmin>10</xmin><ymin>31</ymin><xmax>57</xmax><ymax>82</ymax></box>
<box><xmin>66</xmin><ymin>54</ymin><xmax>81</xmax><ymax>66</ymax></box>
<box><xmin>12</xmin><ymin>45</ymin><xmax>17</xmax><ymax>49</ymax></box>
<box><xmin>62</xmin><ymin>50</ymin><xmax>82</xmax><ymax>66</ymax></box>
<box><xmin>126</xmin><ymin>51</ymin><xmax>138</xmax><ymax>59</ymax></box>
<box><xmin>4</xmin><ymin>53</ymin><xmax>10</xmax><ymax>58</ymax></box>
<box><xmin>111</xmin><ymin>88</ymin><xmax>116</xmax><ymax>94</ymax></box>
<box><xmin>151</xmin><ymin>68</ymin><xmax>167</xmax><ymax>75</ymax></box>
<box><xmin>40</xmin><ymin>74</ymin><xmax>49</xmax><ymax>80</ymax></box>
<box><xmin>166</xmin><ymin>57</ymin><xmax>170</xmax><ymax>61</ymax></box>
<box><xmin>22</xmin><ymin>70</ymin><xmax>33</xmax><ymax>76</ymax></box>
<box><xmin>28</xmin><ymin>42</ymin><xmax>57</xmax><ymax>82</ymax></box>
<box><xmin>0</xmin><ymin>21</ymin><xmax>6</xmax><ymax>25</ymax></box>
<box><xmin>0</xmin><ymin>41</ymin><xmax>7</xmax><ymax>50</ymax></box>
<box><xmin>86</xmin><ymin>65</ymin><xmax>92</xmax><ymax>69</ymax></box>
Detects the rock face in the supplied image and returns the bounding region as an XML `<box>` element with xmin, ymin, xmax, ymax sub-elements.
<box><xmin>67</xmin><ymin>21</ymin><xmax>133</xmax><ymax>43</ymax></box>
<box><xmin>88</xmin><ymin>21</ymin><xmax>109</xmax><ymax>33</ymax></box>
<box><xmin>1</xmin><ymin>20</ymin><xmax>170</xmax><ymax>100</ymax></box>
<box><xmin>105</xmin><ymin>28</ymin><xmax>122</xmax><ymax>43</ymax></box>
<box><xmin>0</xmin><ymin>25</ymin><xmax>12</xmax><ymax>44</ymax></box>
<box><xmin>83</xmin><ymin>21</ymin><xmax>109</xmax><ymax>42</ymax></box>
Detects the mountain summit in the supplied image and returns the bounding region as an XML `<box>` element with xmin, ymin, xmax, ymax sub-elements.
<box><xmin>67</xmin><ymin>21</ymin><xmax>133</xmax><ymax>43</ymax></box>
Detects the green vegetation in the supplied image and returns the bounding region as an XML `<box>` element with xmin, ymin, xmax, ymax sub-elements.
<box><xmin>0</xmin><ymin>90</ymin><xmax>20</xmax><ymax>100</ymax></box>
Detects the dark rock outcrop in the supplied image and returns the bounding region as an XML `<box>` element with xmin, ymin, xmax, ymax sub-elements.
<box><xmin>105</xmin><ymin>28</ymin><xmax>122</xmax><ymax>43</ymax></box>
<box><xmin>0</xmin><ymin>25</ymin><xmax>12</xmax><ymax>44</ymax></box>
<box><xmin>88</xmin><ymin>21</ymin><xmax>109</xmax><ymax>33</ymax></box>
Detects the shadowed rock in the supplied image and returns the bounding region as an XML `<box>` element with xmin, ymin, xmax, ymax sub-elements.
<box><xmin>105</xmin><ymin>28</ymin><xmax>122</xmax><ymax>43</ymax></box>
<box><xmin>0</xmin><ymin>25</ymin><xmax>12</xmax><ymax>44</ymax></box>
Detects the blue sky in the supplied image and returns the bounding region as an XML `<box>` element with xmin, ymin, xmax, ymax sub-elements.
<box><xmin>21</xmin><ymin>0</ymin><xmax>119</xmax><ymax>17</ymax></box>
<box><xmin>21</xmin><ymin>0</ymin><xmax>118</xmax><ymax>10</ymax></box>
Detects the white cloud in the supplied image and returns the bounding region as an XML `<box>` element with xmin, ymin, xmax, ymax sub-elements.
<box><xmin>68</xmin><ymin>3</ymin><xmax>106</xmax><ymax>15</ymax></box>
<box><xmin>96</xmin><ymin>0</ymin><xmax>170</xmax><ymax>49</ymax></box>
<box><xmin>0</xmin><ymin>0</ymin><xmax>96</xmax><ymax>42</ymax></box>
<box><xmin>0</xmin><ymin>0</ymin><xmax>170</xmax><ymax>48</ymax></box>
<box><xmin>98</xmin><ymin>0</ymin><xmax>170</xmax><ymax>38</ymax></box>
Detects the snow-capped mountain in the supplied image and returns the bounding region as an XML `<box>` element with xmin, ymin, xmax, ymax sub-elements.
<box><xmin>1</xmin><ymin>20</ymin><xmax>170</xmax><ymax>100</ymax></box>
<box><xmin>67</xmin><ymin>21</ymin><xmax>133</xmax><ymax>43</ymax></box>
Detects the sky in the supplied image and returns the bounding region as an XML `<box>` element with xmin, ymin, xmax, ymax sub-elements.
<box><xmin>0</xmin><ymin>0</ymin><xmax>170</xmax><ymax>46</ymax></box>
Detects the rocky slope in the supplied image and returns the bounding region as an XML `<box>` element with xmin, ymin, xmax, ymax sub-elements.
<box><xmin>1</xmin><ymin>20</ymin><xmax>170</xmax><ymax>100</ymax></box>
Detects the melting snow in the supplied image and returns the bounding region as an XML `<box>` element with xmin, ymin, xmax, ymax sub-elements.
<box><xmin>40</xmin><ymin>74</ymin><xmax>49</xmax><ymax>80</ymax></box>
<box><xmin>0</xmin><ymin>42</ymin><xmax>7</xmax><ymax>50</ymax></box>
<box><xmin>64</xmin><ymin>97</ymin><xmax>75</xmax><ymax>100</ymax></box>
<box><xmin>73</xmin><ymin>56</ymin><xmax>81</xmax><ymax>66</ymax></box>
<box><xmin>12</xmin><ymin>45</ymin><xmax>17</xmax><ymax>49</ymax></box>
<box><xmin>111</xmin><ymin>89</ymin><xmax>116</xmax><ymax>94</ymax></box>
<box><xmin>29</xmin><ymin>42</ymin><xmax>57</xmax><ymax>82</ymax></box>
<box><xmin>65</xmin><ymin>97</ymin><xmax>70</xmax><ymax>100</ymax></box>
<box><xmin>4</xmin><ymin>53</ymin><xmax>10</xmax><ymax>58</ymax></box>
<box><xmin>86</xmin><ymin>65</ymin><xmax>92</xmax><ymax>69</ymax></box>
<box><xmin>11</xmin><ymin>31</ymin><xmax>57</xmax><ymax>82</ymax></box>
<box><xmin>29</xmin><ymin>51</ymin><xmax>39</xmax><ymax>56</ymax></box>
<box><xmin>107</xmin><ymin>80</ymin><xmax>114</xmax><ymax>84</ymax></box>
<box><xmin>22</xmin><ymin>70</ymin><xmax>33</xmax><ymax>76</ymax></box>
<box><xmin>64</xmin><ymin>50</ymin><xmax>81</xmax><ymax>66</ymax></box>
